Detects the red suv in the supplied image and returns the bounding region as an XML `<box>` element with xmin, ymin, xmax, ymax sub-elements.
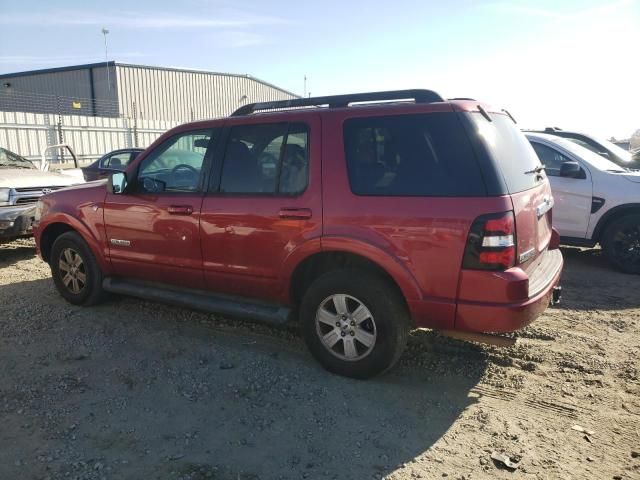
<box><xmin>34</xmin><ymin>90</ymin><xmax>563</xmax><ymax>378</ymax></box>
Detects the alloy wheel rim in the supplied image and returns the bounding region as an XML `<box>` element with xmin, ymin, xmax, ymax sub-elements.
<box><xmin>58</xmin><ymin>248</ymin><xmax>87</xmax><ymax>294</ymax></box>
<box><xmin>315</xmin><ymin>294</ymin><xmax>377</xmax><ymax>361</ymax></box>
<box><xmin>612</xmin><ymin>226</ymin><xmax>640</xmax><ymax>267</ymax></box>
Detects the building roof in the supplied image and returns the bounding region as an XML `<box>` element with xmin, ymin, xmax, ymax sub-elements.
<box><xmin>0</xmin><ymin>61</ymin><xmax>299</xmax><ymax>98</ymax></box>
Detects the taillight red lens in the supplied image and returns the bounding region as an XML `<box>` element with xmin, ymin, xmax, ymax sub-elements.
<box><xmin>484</xmin><ymin>216</ymin><xmax>514</xmax><ymax>235</ymax></box>
<box><xmin>462</xmin><ymin>211</ymin><xmax>517</xmax><ymax>271</ymax></box>
<box><xmin>479</xmin><ymin>248</ymin><xmax>516</xmax><ymax>268</ymax></box>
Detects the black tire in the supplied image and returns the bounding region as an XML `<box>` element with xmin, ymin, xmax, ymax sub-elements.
<box><xmin>602</xmin><ymin>214</ymin><xmax>640</xmax><ymax>275</ymax></box>
<box><xmin>299</xmin><ymin>268</ymin><xmax>410</xmax><ymax>379</ymax></box>
<box><xmin>50</xmin><ymin>231</ymin><xmax>107</xmax><ymax>305</ymax></box>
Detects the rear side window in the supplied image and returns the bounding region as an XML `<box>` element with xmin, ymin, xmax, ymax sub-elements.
<box><xmin>469</xmin><ymin>113</ymin><xmax>543</xmax><ymax>193</ymax></box>
<box><xmin>219</xmin><ymin>122</ymin><xmax>309</xmax><ymax>195</ymax></box>
<box><xmin>343</xmin><ymin>113</ymin><xmax>485</xmax><ymax>196</ymax></box>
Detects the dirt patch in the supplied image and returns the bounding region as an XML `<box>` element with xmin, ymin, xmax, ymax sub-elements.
<box><xmin>1</xmin><ymin>240</ymin><xmax>639</xmax><ymax>479</ymax></box>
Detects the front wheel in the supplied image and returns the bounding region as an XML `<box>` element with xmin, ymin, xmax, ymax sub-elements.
<box><xmin>50</xmin><ymin>231</ymin><xmax>107</xmax><ymax>305</ymax></box>
<box><xmin>602</xmin><ymin>214</ymin><xmax>640</xmax><ymax>275</ymax></box>
<box><xmin>300</xmin><ymin>269</ymin><xmax>410</xmax><ymax>379</ymax></box>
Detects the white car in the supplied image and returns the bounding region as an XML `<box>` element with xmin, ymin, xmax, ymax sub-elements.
<box><xmin>0</xmin><ymin>147</ymin><xmax>83</xmax><ymax>243</ymax></box>
<box><xmin>526</xmin><ymin>133</ymin><xmax>640</xmax><ymax>274</ymax></box>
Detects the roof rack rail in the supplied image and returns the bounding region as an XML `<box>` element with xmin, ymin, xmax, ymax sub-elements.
<box><xmin>231</xmin><ymin>89</ymin><xmax>444</xmax><ymax>116</ymax></box>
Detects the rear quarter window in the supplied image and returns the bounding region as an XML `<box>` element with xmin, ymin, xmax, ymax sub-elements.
<box><xmin>343</xmin><ymin>113</ymin><xmax>486</xmax><ymax>196</ymax></box>
<box><xmin>467</xmin><ymin>113</ymin><xmax>544</xmax><ymax>193</ymax></box>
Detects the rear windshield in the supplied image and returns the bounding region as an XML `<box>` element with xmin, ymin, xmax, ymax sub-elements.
<box><xmin>469</xmin><ymin>112</ymin><xmax>543</xmax><ymax>193</ymax></box>
<box><xmin>343</xmin><ymin>113</ymin><xmax>486</xmax><ymax>196</ymax></box>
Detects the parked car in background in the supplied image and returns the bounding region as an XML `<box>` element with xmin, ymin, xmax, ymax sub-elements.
<box><xmin>81</xmin><ymin>148</ymin><xmax>144</xmax><ymax>181</ymax></box>
<box><xmin>0</xmin><ymin>147</ymin><xmax>83</xmax><ymax>243</ymax></box>
<box><xmin>527</xmin><ymin>133</ymin><xmax>640</xmax><ymax>274</ymax></box>
<box><xmin>525</xmin><ymin>128</ymin><xmax>640</xmax><ymax>170</ymax></box>
<box><xmin>34</xmin><ymin>90</ymin><xmax>563</xmax><ymax>378</ymax></box>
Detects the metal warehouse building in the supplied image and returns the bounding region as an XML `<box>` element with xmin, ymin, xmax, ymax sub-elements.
<box><xmin>0</xmin><ymin>62</ymin><xmax>298</xmax><ymax>121</ymax></box>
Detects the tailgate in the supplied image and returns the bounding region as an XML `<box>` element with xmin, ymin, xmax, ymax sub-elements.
<box><xmin>511</xmin><ymin>180</ymin><xmax>553</xmax><ymax>269</ymax></box>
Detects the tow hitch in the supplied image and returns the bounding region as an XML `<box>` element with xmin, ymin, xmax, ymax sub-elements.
<box><xmin>551</xmin><ymin>286</ymin><xmax>562</xmax><ymax>305</ymax></box>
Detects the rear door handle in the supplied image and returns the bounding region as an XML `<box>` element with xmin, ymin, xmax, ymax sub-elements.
<box><xmin>279</xmin><ymin>208</ymin><xmax>312</xmax><ymax>220</ymax></box>
<box><xmin>168</xmin><ymin>205</ymin><xmax>194</xmax><ymax>215</ymax></box>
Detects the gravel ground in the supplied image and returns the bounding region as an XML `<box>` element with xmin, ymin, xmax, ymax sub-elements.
<box><xmin>1</xmin><ymin>239</ymin><xmax>639</xmax><ymax>480</ymax></box>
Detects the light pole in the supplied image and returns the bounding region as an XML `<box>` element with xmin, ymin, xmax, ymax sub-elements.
<box><xmin>102</xmin><ymin>27</ymin><xmax>110</xmax><ymax>94</ymax></box>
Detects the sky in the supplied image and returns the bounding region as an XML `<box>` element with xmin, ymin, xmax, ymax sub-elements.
<box><xmin>0</xmin><ymin>0</ymin><xmax>638</xmax><ymax>138</ymax></box>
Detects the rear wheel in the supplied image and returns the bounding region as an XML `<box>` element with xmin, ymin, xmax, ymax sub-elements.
<box><xmin>50</xmin><ymin>231</ymin><xmax>107</xmax><ymax>305</ymax></box>
<box><xmin>602</xmin><ymin>214</ymin><xmax>640</xmax><ymax>274</ymax></box>
<box><xmin>300</xmin><ymin>269</ymin><xmax>410</xmax><ymax>379</ymax></box>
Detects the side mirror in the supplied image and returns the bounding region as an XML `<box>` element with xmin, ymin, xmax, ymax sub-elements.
<box><xmin>559</xmin><ymin>161</ymin><xmax>584</xmax><ymax>179</ymax></box>
<box><xmin>107</xmin><ymin>172</ymin><xmax>128</xmax><ymax>194</ymax></box>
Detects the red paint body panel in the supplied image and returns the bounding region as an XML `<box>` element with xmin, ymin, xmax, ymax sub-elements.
<box><xmin>34</xmin><ymin>182</ymin><xmax>113</xmax><ymax>275</ymax></box>
<box><xmin>103</xmin><ymin>193</ymin><xmax>206</xmax><ymax>290</ymax></box>
<box><xmin>456</xmin><ymin>256</ymin><xmax>563</xmax><ymax>333</ymax></box>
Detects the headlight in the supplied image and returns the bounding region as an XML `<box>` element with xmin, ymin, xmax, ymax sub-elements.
<box><xmin>0</xmin><ymin>187</ymin><xmax>9</xmax><ymax>206</ymax></box>
<box><xmin>34</xmin><ymin>198</ymin><xmax>46</xmax><ymax>221</ymax></box>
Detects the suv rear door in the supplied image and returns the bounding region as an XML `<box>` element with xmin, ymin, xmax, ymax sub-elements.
<box><xmin>199</xmin><ymin>114</ymin><xmax>322</xmax><ymax>301</ymax></box>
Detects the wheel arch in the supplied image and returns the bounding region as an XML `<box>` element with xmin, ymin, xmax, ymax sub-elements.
<box><xmin>38</xmin><ymin>215</ymin><xmax>110</xmax><ymax>273</ymax></box>
<box><xmin>286</xmin><ymin>240</ymin><xmax>422</xmax><ymax>322</ymax></box>
<box><xmin>592</xmin><ymin>203</ymin><xmax>640</xmax><ymax>243</ymax></box>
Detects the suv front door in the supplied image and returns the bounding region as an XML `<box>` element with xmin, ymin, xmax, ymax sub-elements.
<box><xmin>103</xmin><ymin>129</ymin><xmax>217</xmax><ymax>289</ymax></box>
<box><xmin>200</xmin><ymin>116</ymin><xmax>321</xmax><ymax>301</ymax></box>
<box><xmin>530</xmin><ymin>140</ymin><xmax>593</xmax><ymax>238</ymax></box>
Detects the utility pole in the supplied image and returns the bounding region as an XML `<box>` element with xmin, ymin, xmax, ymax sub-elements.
<box><xmin>303</xmin><ymin>75</ymin><xmax>307</xmax><ymax>98</ymax></box>
<box><xmin>102</xmin><ymin>28</ymin><xmax>110</xmax><ymax>94</ymax></box>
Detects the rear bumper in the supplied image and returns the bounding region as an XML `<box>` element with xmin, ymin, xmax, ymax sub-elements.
<box><xmin>0</xmin><ymin>205</ymin><xmax>37</xmax><ymax>241</ymax></box>
<box><xmin>455</xmin><ymin>248</ymin><xmax>563</xmax><ymax>333</ymax></box>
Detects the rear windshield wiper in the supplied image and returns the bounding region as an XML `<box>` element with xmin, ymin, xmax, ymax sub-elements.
<box><xmin>524</xmin><ymin>165</ymin><xmax>545</xmax><ymax>175</ymax></box>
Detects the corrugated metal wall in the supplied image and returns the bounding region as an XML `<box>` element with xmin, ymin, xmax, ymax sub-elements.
<box><xmin>1</xmin><ymin>63</ymin><xmax>296</xmax><ymax>122</ymax></box>
<box><xmin>0</xmin><ymin>65</ymin><xmax>119</xmax><ymax>116</ymax></box>
<box><xmin>0</xmin><ymin>110</ymin><xmax>178</xmax><ymax>164</ymax></box>
<box><xmin>115</xmin><ymin>64</ymin><xmax>296</xmax><ymax>121</ymax></box>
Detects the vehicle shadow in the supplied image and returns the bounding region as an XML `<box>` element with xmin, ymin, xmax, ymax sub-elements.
<box><xmin>0</xmin><ymin>277</ymin><xmax>487</xmax><ymax>480</ymax></box>
<box><xmin>559</xmin><ymin>246</ymin><xmax>640</xmax><ymax>310</ymax></box>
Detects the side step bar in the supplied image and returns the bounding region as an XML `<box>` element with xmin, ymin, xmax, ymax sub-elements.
<box><xmin>103</xmin><ymin>278</ymin><xmax>291</xmax><ymax>326</ymax></box>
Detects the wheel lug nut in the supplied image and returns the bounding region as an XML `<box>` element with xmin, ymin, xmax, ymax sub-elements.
<box><xmin>335</xmin><ymin>322</ymin><xmax>340</xmax><ymax>327</ymax></box>
<box><xmin>350</xmin><ymin>331</ymin><xmax>355</xmax><ymax>336</ymax></box>
<box><xmin>340</xmin><ymin>331</ymin><xmax>346</xmax><ymax>337</ymax></box>
<box><xmin>350</xmin><ymin>321</ymin><xmax>355</xmax><ymax>326</ymax></box>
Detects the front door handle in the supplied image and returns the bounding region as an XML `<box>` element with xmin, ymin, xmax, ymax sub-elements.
<box><xmin>279</xmin><ymin>208</ymin><xmax>312</xmax><ymax>220</ymax></box>
<box><xmin>168</xmin><ymin>205</ymin><xmax>194</xmax><ymax>215</ymax></box>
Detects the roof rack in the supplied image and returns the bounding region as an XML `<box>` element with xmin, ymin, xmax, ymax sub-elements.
<box><xmin>231</xmin><ymin>89</ymin><xmax>444</xmax><ymax>116</ymax></box>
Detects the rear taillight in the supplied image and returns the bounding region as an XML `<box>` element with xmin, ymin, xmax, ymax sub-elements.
<box><xmin>463</xmin><ymin>211</ymin><xmax>516</xmax><ymax>270</ymax></box>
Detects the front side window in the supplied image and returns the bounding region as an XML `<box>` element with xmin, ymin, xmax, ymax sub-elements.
<box><xmin>343</xmin><ymin>113</ymin><xmax>485</xmax><ymax>196</ymax></box>
<box><xmin>530</xmin><ymin>142</ymin><xmax>573</xmax><ymax>177</ymax></box>
<box><xmin>219</xmin><ymin>122</ymin><xmax>309</xmax><ymax>194</ymax></box>
<box><xmin>137</xmin><ymin>130</ymin><xmax>214</xmax><ymax>193</ymax></box>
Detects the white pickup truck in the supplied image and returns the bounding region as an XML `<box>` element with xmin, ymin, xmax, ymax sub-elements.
<box><xmin>0</xmin><ymin>147</ymin><xmax>83</xmax><ymax>243</ymax></box>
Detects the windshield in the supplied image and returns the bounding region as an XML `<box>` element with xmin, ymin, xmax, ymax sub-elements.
<box><xmin>591</xmin><ymin>136</ymin><xmax>633</xmax><ymax>163</ymax></box>
<box><xmin>549</xmin><ymin>136</ymin><xmax>626</xmax><ymax>172</ymax></box>
<box><xmin>0</xmin><ymin>148</ymin><xmax>36</xmax><ymax>169</ymax></box>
